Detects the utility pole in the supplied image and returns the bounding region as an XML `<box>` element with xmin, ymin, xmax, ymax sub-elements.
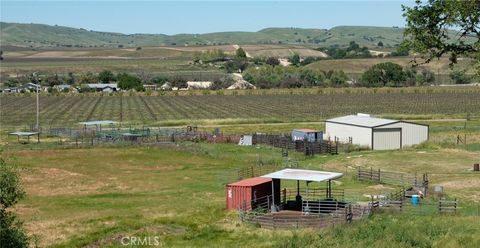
<box><xmin>33</xmin><ymin>72</ymin><xmax>39</xmax><ymax>131</ymax></box>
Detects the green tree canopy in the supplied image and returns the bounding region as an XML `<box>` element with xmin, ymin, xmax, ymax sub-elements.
<box><xmin>289</xmin><ymin>54</ymin><xmax>300</xmax><ymax>66</ymax></box>
<box><xmin>78</xmin><ymin>72</ymin><xmax>97</xmax><ymax>85</ymax></box>
<box><xmin>98</xmin><ymin>70</ymin><xmax>116</xmax><ymax>84</ymax></box>
<box><xmin>265</xmin><ymin>57</ymin><xmax>280</xmax><ymax>66</ymax></box>
<box><xmin>225</xmin><ymin>59</ymin><xmax>248</xmax><ymax>73</ymax></box>
<box><xmin>361</xmin><ymin>62</ymin><xmax>406</xmax><ymax>87</ymax></box>
<box><xmin>45</xmin><ymin>74</ymin><xmax>62</xmax><ymax>87</ymax></box>
<box><xmin>117</xmin><ymin>73</ymin><xmax>143</xmax><ymax>91</ymax></box>
<box><xmin>403</xmin><ymin>0</ymin><xmax>480</xmax><ymax>75</ymax></box>
<box><xmin>235</xmin><ymin>48</ymin><xmax>247</xmax><ymax>58</ymax></box>
<box><xmin>450</xmin><ymin>70</ymin><xmax>472</xmax><ymax>84</ymax></box>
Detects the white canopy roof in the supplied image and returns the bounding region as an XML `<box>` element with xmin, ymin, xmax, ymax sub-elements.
<box><xmin>261</xmin><ymin>169</ymin><xmax>343</xmax><ymax>182</ymax></box>
<box><xmin>79</xmin><ymin>120</ymin><xmax>117</xmax><ymax>125</ymax></box>
<box><xmin>9</xmin><ymin>132</ymin><xmax>39</xmax><ymax>136</ymax></box>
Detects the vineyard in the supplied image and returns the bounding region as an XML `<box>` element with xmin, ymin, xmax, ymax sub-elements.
<box><xmin>1</xmin><ymin>87</ymin><xmax>480</xmax><ymax>127</ymax></box>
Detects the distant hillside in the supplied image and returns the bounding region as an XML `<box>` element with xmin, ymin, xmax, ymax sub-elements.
<box><xmin>1</xmin><ymin>22</ymin><xmax>409</xmax><ymax>49</ymax></box>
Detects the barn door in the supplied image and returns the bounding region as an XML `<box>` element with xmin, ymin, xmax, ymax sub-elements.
<box><xmin>373</xmin><ymin>128</ymin><xmax>401</xmax><ymax>150</ymax></box>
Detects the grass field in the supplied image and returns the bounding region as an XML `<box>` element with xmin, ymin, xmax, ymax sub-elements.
<box><xmin>4</xmin><ymin>140</ymin><xmax>479</xmax><ymax>247</ymax></box>
<box><xmin>2</xmin><ymin>88</ymin><xmax>479</xmax><ymax>247</ymax></box>
<box><xmin>2</xmin><ymin>87</ymin><xmax>479</xmax><ymax>128</ymax></box>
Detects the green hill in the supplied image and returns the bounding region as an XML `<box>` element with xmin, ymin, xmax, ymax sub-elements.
<box><xmin>1</xmin><ymin>22</ymin><xmax>411</xmax><ymax>49</ymax></box>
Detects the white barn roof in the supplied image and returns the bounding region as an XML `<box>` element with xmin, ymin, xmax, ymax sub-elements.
<box><xmin>261</xmin><ymin>169</ymin><xmax>343</xmax><ymax>182</ymax></box>
<box><xmin>326</xmin><ymin>114</ymin><xmax>398</xmax><ymax>128</ymax></box>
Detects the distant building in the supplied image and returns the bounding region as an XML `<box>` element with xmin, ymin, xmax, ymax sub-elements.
<box><xmin>160</xmin><ymin>82</ymin><xmax>172</xmax><ymax>90</ymax></box>
<box><xmin>227</xmin><ymin>80</ymin><xmax>256</xmax><ymax>90</ymax></box>
<box><xmin>18</xmin><ymin>83</ymin><xmax>40</xmax><ymax>92</ymax></box>
<box><xmin>53</xmin><ymin>84</ymin><xmax>77</xmax><ymax>92</ymax></box>
<box><xmin>0</xmin><ymin>87</ymin><xmax>19</xmax><ymax>93</ymax></box>
<box><xmin>143</xmin><ymin>84</ymin><xmax>157</xmax><ymax>91</ymax></box>
<box><xmin>227</xmin><ymin>73</ymin><xmax>256</xmax><ymax>90</ymax></box>
<box><xmin>325</xmin><ymin>113</ymin><xmax>429</xmax><ymax>150</ymax></box>
<box><xmin>85</xmin><ymin>83</ymin><xmax>119</xmax><ymax>92</ymax></box>
<box><xmin>186</xmin><ymin>81</ymin><xmax>212</xmax><ymax>90</ymax></box>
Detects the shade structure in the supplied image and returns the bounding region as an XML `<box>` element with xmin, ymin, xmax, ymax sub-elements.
<box><xmin>9</xmin><ymin>132</ymin><xmax>39</xmax><ymax>136</ymax></box>
<box><xmin>261</xmin><ymin>169</ymin><xmax>343</xmax><ymax>182</ymax></box>
<box><xmin>9</xmin><ymin>131</ymin><xmax>40</xmax><ymax>143</ymax></box>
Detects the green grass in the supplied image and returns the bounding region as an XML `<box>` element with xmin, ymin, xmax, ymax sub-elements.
<box><xmin>3</xmin><ymin>139</ymin><xmax>479</xmax><ymax>247</ymax></box>
<box><xmin>0</xmin><ymin>22</ymin><xmax>409</xmax><ymax>48</ymax></box>
<box><xmin>306</xmin><ymin>56</ymin><xmax>478</xmax><ymax>75</ymax></box>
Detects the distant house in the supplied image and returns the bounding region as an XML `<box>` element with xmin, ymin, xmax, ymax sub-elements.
<box><xmin>18</xmin><ymin>83</ymin><xmax>40</xmax><ymax>92</ymax></box>
<box><xmin>0</xmin><ymin>87</ymin><xmax>19</xmax><ymax>93</ymax></box>
<box><xmin>1</xmin><ymin>83</ymin><xmax>39</xmax><ymax>93</ymax></box>
<box><xmin>85</xmin><ymin>83</ymin><xmax>119</xmax><ymax>92</ymax></box>
<box><xmin>227</xmin><ymin>79</ymin><xmax>256</xmax><ymax>90</ymax></box>
<box><xmin>143</xmin><ymin>84</ymin><xmax>157</xmax><ymax>91</ymax></box>
<box><xmin>53</xmin><ymin>84</ymin><xmax>77</xmax><ymax>92</ymax></box>
<box><xmin>186</xmin><ymin>81</ymin><xmax>212</xmax><ymax>90</ymax></box>
<box><xmin>160</xmin><ymin>82</ymin><xmax>172</xmax><ymax>90</ymax></box>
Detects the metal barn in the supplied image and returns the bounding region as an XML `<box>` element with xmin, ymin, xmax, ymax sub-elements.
<box><xmin>325</xmin><ymin>114</ymin><xmax>428</xmax><ymax>150</ymax></box>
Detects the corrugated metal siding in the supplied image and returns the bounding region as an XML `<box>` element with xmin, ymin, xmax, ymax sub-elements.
<box><xmin>226</xmin><ymin>180</ymin><xmax>272</xmax><ymax>210</ymax></box>
<box><xmin>373</xmin><ymin>129</ymin><xmax>401</xmax><ymax>150</ymax></box>
<box><xmin>379</xmin><ymin>122</ymin><xmax>428</xmax><ymax>147</ymax></box>
<box><xmin>325</xmin><ymin>122</ymin><xmax>372</xmax><ymax>147</ymax></box>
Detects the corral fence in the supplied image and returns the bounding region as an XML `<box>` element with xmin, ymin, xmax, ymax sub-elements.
<box><xmin>369</xmin><ymin>187</ymin><xmax>463</xmax><ymax>215</ymax></box>
<box><xmin>236</xmin><ymin>164</ymin><xmax>284</xmax><ymax>180</ymax></box>
<box><xmin>379</xmin><ymin>197</ymin><xmax>461</xmax><ymax>215</ymax></box>
<box><xmin>239</xmin><ymin>182</ymin><xmax>476</xmax><ymax>229</ymax></box>
<box><xmin>44</xmin><ymin>125</ymin><xmax>242</xmax><ymax>147</ymax></box>
<box><xmin>357</xmin><ymin>167</ymin><xmax>428</xmax><ymax>189</ymax></box>
<box><xmin>252</xmin><ymin>133</ymin><xmax>338</xmax><ymax>155</ymax></box>
<box><xmin>240</xmin><ymin>188</ymin><xmax>372</xmax><ymax>229</ymax></box>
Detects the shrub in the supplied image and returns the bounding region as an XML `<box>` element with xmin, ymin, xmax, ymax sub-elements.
<box><xmin>0</xmin><ymin>157</ymin><xmax>29</xmax><ymax>248</ymax></box>
<box><xmin>449</xmin><ymin>71</ymin><xmax>472</xmax><ymax>84</ymax></box>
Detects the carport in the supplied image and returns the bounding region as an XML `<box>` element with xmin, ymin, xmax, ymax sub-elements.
<box><xmin>261</xmin><ymin>169</ymin><xmax>343</xmax><ymax>213</ymax></box>
<box><xmin>9</xmin><ymin>131</ymin><xmax>40</xmax><ymax>143</ymax></box>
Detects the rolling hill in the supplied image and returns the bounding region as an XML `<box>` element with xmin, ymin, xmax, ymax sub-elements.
<box><xmin>1</xmin><ymin>22</ymin><xmax>408</xmax><ymax>49</ymax></box>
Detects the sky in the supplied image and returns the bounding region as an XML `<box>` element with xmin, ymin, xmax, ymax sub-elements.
<box><xmin>1</xmin><ymin>1</ymin><xmax>415</xmax><ymax>35</ymax></box>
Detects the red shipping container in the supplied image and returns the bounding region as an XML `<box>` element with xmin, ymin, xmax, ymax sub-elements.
<box><xmin>226</xmin><ymin>177</ymin><xmax>272</xmax><ymax>210</ymax></box>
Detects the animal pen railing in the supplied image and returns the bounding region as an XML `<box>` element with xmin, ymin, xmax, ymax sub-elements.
<box><xmin>46</xmin><ymin>126</ymin><xmax>243</xmax><ymax>148</ymax></box>
<box><xmin>240</xmin><ymin>188</ymin><xmax>473</xmax><ymax>229</ymax></box>
<box><xmin>283</xmin><ymin>188</ymin><xmax>345</xmax><ymax>202</ymax></box>
<box><xmin>252</xmin><ymin>133</ymin><xmax>338</xmax><ymax>155</ymax></box>
<box><xmin>236</xmin><ymin>164</ymin><xmax>284</xmax><ymax>180</ymax></box>
<box><xmin>368</xmin><ymin>186</ymin><xmax>463</xmax><ymax>215</ymax></box>
<box><xmin>379</xmin><ymin>198</ymin><xmax>460</xmax><ymax>215</ymax></box>
<box><xmin>357</xmin><ymin>167</ymin><xmax>428</xmax><ymax>188</ymax></box>
<box><xmin>241</xmin><ymin>198</ymin><xmax>371</xmax><ymax>229</ymax></box>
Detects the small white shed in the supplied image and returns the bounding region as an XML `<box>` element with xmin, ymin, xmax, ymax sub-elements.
<box><xmin>325</xmin><ymin>114</ymin><xmax>428</xmax><ymax>150</ymax></box>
